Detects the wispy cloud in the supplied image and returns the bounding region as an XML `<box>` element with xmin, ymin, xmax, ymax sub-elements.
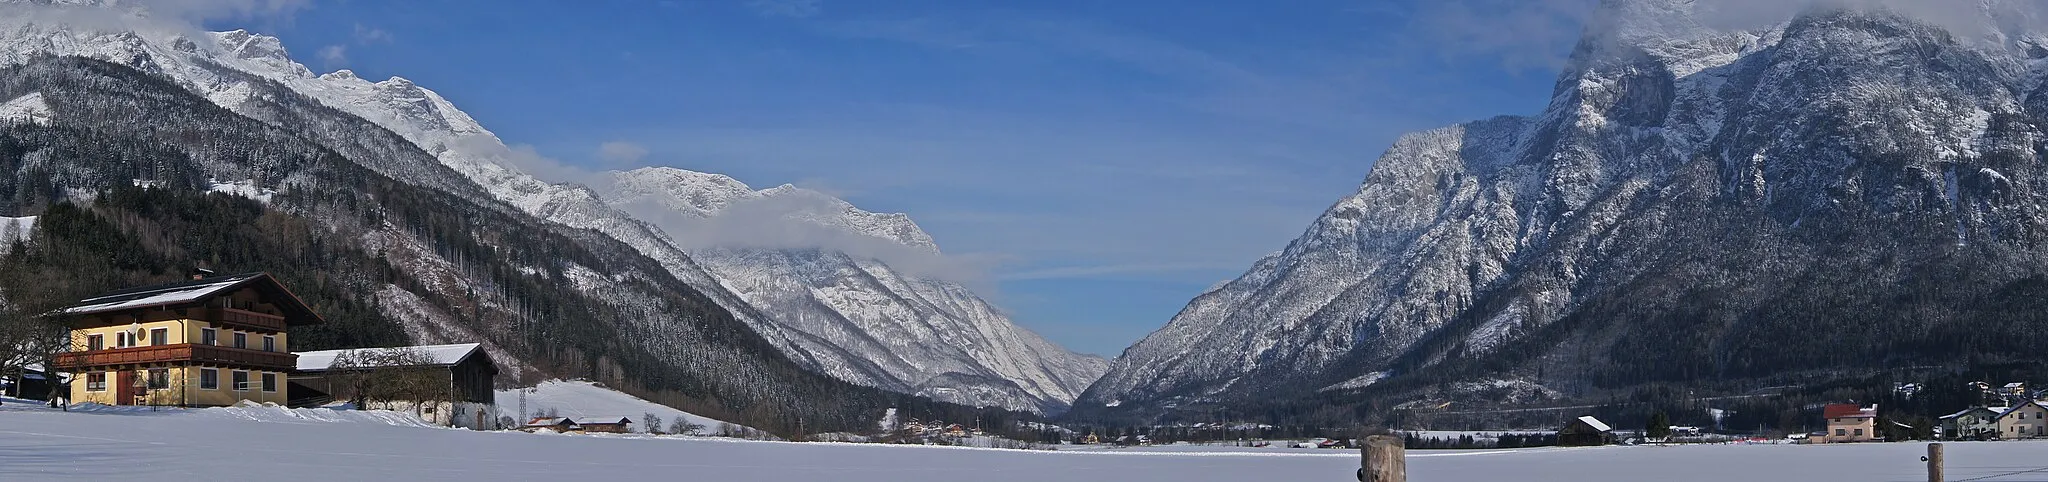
<box><xmin>0</xmin><ymin>0</ymin><xmax>311</xmax><ymax>34</ymax></box>
<box><xmin>596</xmin><ymin>141</ymin><xmax>649</xmax><ymax>164</ymax></box>
<box><xmin>999</xmin><ymin>263</ymin><xmax>1248</xmax><ymax>281</ymax></box>
<box><xmin>745</xmin><ymin>0</ymin><xmax>821</xmax><ymax>18</ymax></box>
<box><xmin>316</xmin><ymin>44</ymin><xmax>346</xmax><ymax>65</ymax></box>
<box><xmin>1402</xmin><ymin>0</ymin><xmax>2048</xmax><ymax>73</ymax></box>
<box><xmin>353</xmin><ymin>23</ymin><xmax>392</xmax><ymax>44</ymax></box>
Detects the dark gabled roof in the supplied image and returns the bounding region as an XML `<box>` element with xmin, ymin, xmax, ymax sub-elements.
<box><xmin>1998</xmin><ymin>402</ymin><xmax>2048</xmax><ymax>420</ymax></box>
<box><xmin>61</xmin><ymin>272</ymin><xmax>323</xmax><ymax>325</ymax></box>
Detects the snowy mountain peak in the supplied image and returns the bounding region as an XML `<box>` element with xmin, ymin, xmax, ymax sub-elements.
<box><xmin>607</xmin><ymin>167</ymin><xmax>941</xmax><ymax>253</ymax></box>
<box><xmin>1079</xmin><ymin>0</ymin><xmax>2048</xmax><ymax>420</ymax></box>
<box><xmin>319</xmin><ymin>69</ymin><xmax>357</xmax><ymax>81</ymax></box>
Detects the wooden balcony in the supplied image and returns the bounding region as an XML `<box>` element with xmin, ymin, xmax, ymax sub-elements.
<box><xmin>53</xmin><ymin>343</ymin><xmax>296</xmax><ymax>371</ymax></box>
<box><xmin>195</xmin><ymin>307</ymin><xmax>287</xmax><ymax>333</ymax></box>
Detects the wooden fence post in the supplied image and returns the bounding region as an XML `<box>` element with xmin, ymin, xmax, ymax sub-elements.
<box><xmin>1927</xmin><ymin>443</ymin><xmax>1943</xmax><ymax>482</ymax></box>
<box><xmin>1359</xmin><ymin>434</ymin><xmax>1406</xmax><ymax>482</ymax></box>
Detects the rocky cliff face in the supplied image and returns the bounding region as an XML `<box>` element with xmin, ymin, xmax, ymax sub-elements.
<box><xmin>1079</xmin><ymin>0</ymin><xmax>2048</xmax><ymax>419</ymax></box>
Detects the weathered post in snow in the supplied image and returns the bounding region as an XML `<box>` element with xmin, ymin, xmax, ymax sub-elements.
<box><xmin>1358</xmin><ymin>434</ymin><xmax>1406</xmax><ymax>482</ymax></box>
<box><xmin>1927</xmin><ymin>443</ymin><xmax>1944</xmax><ymax>482</ymax></box>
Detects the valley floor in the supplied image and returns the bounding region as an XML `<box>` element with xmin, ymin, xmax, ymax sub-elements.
<box><xmin>0</xmin><ymin>399</ymin><xmax>2030</xmax><ymax>481</ymax></box>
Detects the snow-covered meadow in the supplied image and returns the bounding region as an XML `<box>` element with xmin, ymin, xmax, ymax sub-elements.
<box><xmin>0</xmin><ymin>397</ymin><xmax>2035</xmax><ymax>481</ymax></box>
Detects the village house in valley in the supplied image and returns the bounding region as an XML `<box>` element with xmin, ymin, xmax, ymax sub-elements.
<box><xmin>51</xmin><ymin>272</ymin><xmax>318</xmax><ymax>407</ymax></box>
<box><xmin>1940</xmin><ymin>406</ymin><xmax>2003</xmax><ymax>440</ymax></box>
<box><xmin>1997</xmin><ymin>402</ymin><xmax>2048</xmax><ymax>440</ymax></box>
<box><xmin>1818</xmin><ymin>404</ymin><xmax>1878</xmax><ymax>443</ymax></box>
<box><xmin>1556</xmin><ymin>415</ymin><xmax>1612</xmax><ymax>447</ymax></box>
<box><xmin>291</xmin><ymin>343</ymin><xmax>501</xmax><ymax>430</ymax></box>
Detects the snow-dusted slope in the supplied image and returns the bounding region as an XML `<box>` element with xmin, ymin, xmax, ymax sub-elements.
<box><xmin>0</xmin><ymin>92</ymin><xmax>50</xmax><ymax>125</ymax></box>
<box><xmin>497</xmin><ymin>379</ymin><xmax>750</xmax><ymax>435</ymax></box>
<box><xmin>0</xmin><ymin>2</ymin><xmax>1101</xmax><ymax>413</ymax></box>
<box><xmin>1080</xmin><ymin>0</ymin><xmax>2048</xmax><ymax>416</ymax></box>
<box><xmin>603</xmin><ymin>168</ymin><xmax>1108</xmax><ymax>413</ymax></box>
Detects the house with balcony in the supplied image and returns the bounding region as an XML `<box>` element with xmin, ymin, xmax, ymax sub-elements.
<box><xmin>51</xmin><ymin>272</ymin><xmax>319</xmax><ymax>407</ymax></box>
<box><xmin>1941</xmin><ymin>406</ymin><xmax>2006</xmax><ymax>440</ymax></box>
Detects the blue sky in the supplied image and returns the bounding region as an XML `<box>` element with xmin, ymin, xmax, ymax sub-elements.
<box><xmin>214</xmin><ymin>0</ymin><xmax>1588</xmax><ymax>357</ymax></box>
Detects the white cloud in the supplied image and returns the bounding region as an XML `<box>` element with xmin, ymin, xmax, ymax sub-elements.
<box><xmin>135</xmin><ymin>0</ymin><xmax>313</xmax><ymax>22</ymax></box>
<box><xmin>353</xmin><ymin>23</ymin><xmax>392</xmax><ymax>44</ymax></box>
<box><xmin>597</xmin><ymin>141</ymin><xmax>649</xmax><ymax>164</ymax></box>
<box><xmin>1406</xmin><ymin>0</ymin><xmax>2048</xmax><ymax>73</ymax></box>
<box><xmin>745</xmin><ymin>0</ymin><xmax>821</xmax><ymax>18</ymax></box>
<box><xmin>317</xmin><ymin>44</ymin><xmax>346</xmax><ymax>65</ymax></box>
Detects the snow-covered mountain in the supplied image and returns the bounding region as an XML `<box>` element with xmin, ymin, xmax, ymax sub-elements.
<box><xmin>1078</xmin><ymin>0</ymin><xmax>2048</xmax><ymax>418</ymax></box>
<box><xmin>602</xmin><ymin>167</ymin><xmax>1108</xmax><ymax>413</ymax></box>
<box><xmin>0</xmin><ymin>0</ymin><xmax>1102</xmax><ymax>413</ymax></box>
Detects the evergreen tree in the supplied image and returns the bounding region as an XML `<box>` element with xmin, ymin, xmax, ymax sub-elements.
<box><xmin>1647</xmin><ymin>411</ymin><xmax>1672</xmax><ymax>440</ymax></box>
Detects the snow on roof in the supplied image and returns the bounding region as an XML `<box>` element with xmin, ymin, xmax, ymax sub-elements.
<box><xmin>1577</xmin><ymin>416</ymin><xmax>1611</xmax><ymax>432</ymax></box>
<box><xmin>1943</xmin><ymin>407</ymin><xmax>2001</xmax><ymax>419</ymax></box>
<box><xmin>1823</xmin><ymin>404</ymin><xmax>1877</xmax><ymax>419</ymax></box>
<box><xmin>571</xmin><ymin>416</ymin><xmax>634</xmax><ymax>425</ymax></box>
<box><xmin>525</xmin><ymin>417</ymin><xmax>573</xmax><ymax>426</ymax></box>
<box><xmin>62</xmin><ymin>274</ymin><xmax>263</xmax><ymax>315</ymax></box>
<box><xmin>294</xmin><ymin>343</ymin><xmax>482</xmax><ymax>371</ymax></box>
<box><xmin>1999</xmin><ymin>402</ymin><xmax>2048</xmax><ymax>418</ymax></box>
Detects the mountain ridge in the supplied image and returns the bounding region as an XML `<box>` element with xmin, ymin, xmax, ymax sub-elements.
<box><xmin>1076</xmin><ymin>0</ymin><xmax>2048</xmax><ymax>422</ymax></box>
<box><xmin>0</xmin><ymin>1</ymin><xmax>1105</xmax><ymax>414</ymax></box>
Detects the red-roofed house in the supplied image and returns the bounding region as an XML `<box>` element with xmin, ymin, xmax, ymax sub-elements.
<box><xmin>1819</xmin><ymin>403</ymin><xmax>1877</xmax><ymax>443</ymax></box>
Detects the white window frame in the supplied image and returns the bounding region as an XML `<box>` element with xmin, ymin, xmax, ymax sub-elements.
<box><xmin>232</xmin><ymin>371</ymin><xmax>250</xmax><ymax>391</ymax></box>
<box><xmin>201</xmin><ymin>328</ymin><xmax>217</xmax><ymax>346</ymax></box>
<box><xmin>199</xmin><ymin>368</ymin><xmax>219</xmax><ymax>390</ymax></box>
<box><xmin>262</xmin><ymin>335</ymin><xmax>275</xmax><ymax>353</ymax></box>
<box><xmin>261</xmin><ymin>373</ymin><xmax>277</xmax><ymax>393</ymax></box>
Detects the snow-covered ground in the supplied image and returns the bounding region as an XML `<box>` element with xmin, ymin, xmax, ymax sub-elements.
<box><xmin>0</xmin><ymin>215</ymin><xmax>31</xmax><ymax>250</ymax></box>
<box><xmin>0</xmin><ymin>92</ymin><xmax>52</xmax><ymax>125</ymax></box>
<box><xmin>494</xmin><ymin>379</ymin><xmax>745</xmax><ymax>434</ymax></box>
<box><xmin>0</xmin><ymin>396</ymin><xmax>2034</xmax><ymax>481</ymax></box>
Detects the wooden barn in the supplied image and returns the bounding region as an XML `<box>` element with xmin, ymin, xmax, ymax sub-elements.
<box><xmin>290</xmin><ymin>343</ymin><xmax>501</xmax><ymax>430</ymax></box>
<box><xmin>573</xmin><ymin>416</ymin><xmax>634</xmax><ymax>434</ymax></box>
<box><xmin>1558</xmin><ymin>415</ymin><xmax>1613</xmax><ymax>446</ymax></box>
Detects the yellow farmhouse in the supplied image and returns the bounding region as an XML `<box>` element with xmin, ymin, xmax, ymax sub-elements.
<box><xmin>51</xmin><ymin>272</ymin><xmax>321</xmax><ymax>407</ymax></box>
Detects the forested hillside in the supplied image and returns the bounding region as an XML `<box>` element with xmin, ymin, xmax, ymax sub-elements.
<box><xmin>0</xmin><ymin>56</ymin><xmax>1034</xmax><ymax>437</ymax></box>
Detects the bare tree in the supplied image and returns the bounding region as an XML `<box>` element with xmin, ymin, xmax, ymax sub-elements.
<box><xmin>326</xmin><ymin>346</ymin><xmax>449</xmax><ymax>421</ymax></box>
<box><xmin>0</xmin><ymin>284</ymin><xmax>77</xmax><ymax>408</ymax></box>
<box><xmin>669</xmin><ymin>417</ymin><xmax>704</xmax><ymax>436</ymax></box>
<box><xmin>644</xmin><ymin>412</ymin><xmax>663</xmax><ymax>434</ymax></box>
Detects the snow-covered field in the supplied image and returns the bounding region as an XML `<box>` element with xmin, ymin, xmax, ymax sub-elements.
<box><xmin>0</xmin><ymin>397</ymin><xmax>2035</xmax><ymax>481</ymax></box>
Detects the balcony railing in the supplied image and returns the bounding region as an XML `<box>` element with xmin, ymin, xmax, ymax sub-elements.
<box><xmin>53</xmin><ymin>343</ymin><xmax>296</xmax><ymax>370</ymax></box>
<box><xmin>196</xmin><ymin>307</ymin><xmax>287</xmax><ymax>333</ymax></box>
